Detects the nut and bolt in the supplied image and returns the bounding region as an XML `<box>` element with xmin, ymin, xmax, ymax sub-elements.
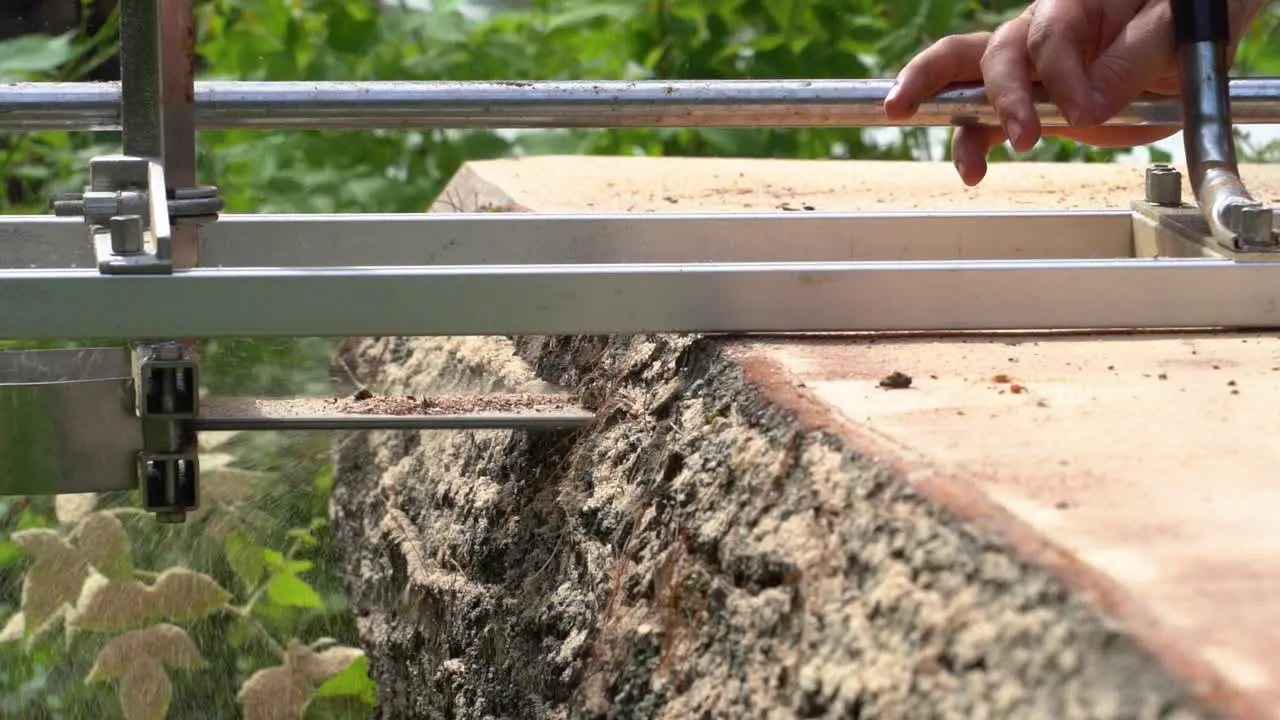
<box><xmin>1145</xmin><ymin>164</ymin><xmax>1183</xmax><ymax>206</ymax></box>
<box><xmin>1228</xmin><ymin>201</ymin><xmax>1277</xmax><ymax>250</ymax></box>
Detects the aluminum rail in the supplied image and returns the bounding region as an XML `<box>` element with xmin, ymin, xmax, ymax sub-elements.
<box><xmin>0</xmin><ymin>211</ymin><xmax>1137</xmax><ymax>270</ymax></box>
<box><xmin>0</xmin><ymin>258</ymin><xmax>1278</xmax><ymax>338</ymax></box>
<box><xmin>3</xmin><ymin>78</ymin><xmax>1280</xmax><ymax>132</ymax></box>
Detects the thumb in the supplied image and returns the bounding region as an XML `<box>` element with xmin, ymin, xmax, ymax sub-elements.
<box><xmin>1088</xmin><ymin>0</ymin><xmax>1180</xmax><ymax>120</ymax></box>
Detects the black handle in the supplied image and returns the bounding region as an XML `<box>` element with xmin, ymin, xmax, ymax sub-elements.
<box><xmin>1172</xmin><ymin>0</ymin><xmax>1230</xmax><ymax>44</ymax></box>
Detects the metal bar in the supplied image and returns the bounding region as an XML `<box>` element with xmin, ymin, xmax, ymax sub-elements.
<box><xmin>159</xmin><ymin>0</ymin><xmax>199</xmax><ymax>268</ymax></box>
<box><xmin>0</xmin><ymin>258</ymin><xmax>1277</xmax><ymax>338</ymax></box>
<box><xmin>2</xmin><ymin>78</ymin><xmax>1280</xmax><ymax>132</ymax></box>
<box><xmin>195</xmin><ymin>397</ymin><xmax>594</xmax><ymax>431</ymax></box>
<box><xmin>118</xmin><ymin>0</ymin><xmax>164</xmax><ymax>159</ymax></box>
<box><xmin>0</xmin><ymin>349</ymin><xmax>141</xmax><ymax>495</ymax></box>
<box><xmin>0</xmin><ymin>211</ymin><xmax>1136</xmax><ymax>270</ymax></box>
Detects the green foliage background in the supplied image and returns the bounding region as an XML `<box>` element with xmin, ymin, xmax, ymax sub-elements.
<box><xmin>0</xmin><ymin>0</ymin><xmax>1277</xmax><ymax>718</ymax></box>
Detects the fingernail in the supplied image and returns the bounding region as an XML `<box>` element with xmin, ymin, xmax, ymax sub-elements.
<box><xmin>1005</xmin><ymin>119</ymin><xmax>1024</xmax><ymax>148</ymax></box>
<box><xmin>1064</xmin><ymin>103</ymin><xmax>1087</xmax><ymax>127</ymax></box>
<box><xmin>885</xmin><ymin>80</ymin><xmax>902</xmax><ymax>105</ymax></box>
<box><xmin>954</xmin><ymin>157</ymin><xmax>968</xmax><ymax>180</ymax></box>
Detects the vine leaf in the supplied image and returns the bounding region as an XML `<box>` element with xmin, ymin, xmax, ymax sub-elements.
<box><xmin>74</xmin><ymin>511</ymin><xmax>133</xmax><ymax>579</ymax></box>
<box><xmin>12</xmin><ymin>529</ymin><xmax>88</xmax><ymax>633</ymax></box>
<box><xmin>86</xmin><ymin>623</ymin><xmax>205</xmax><ymax>682</ymax></box>
<box><xmin>117</xmin><ymin>657</ymin><xmax>171</xmax><ymax>720</ymax></box>
<box><xmin>151</xmin><ymin>568</ymin><xmax>233</xmax><ymax>622</ymax></box>
<box><xmin>55</xmin><ymin>493</ymin><xmax>98</xmax><ymax>526</ymax></box>
<box><xmin>0</xmin><ymin>611</ymin><xmax>25</xmax><ymax>643</ymax></box>
<box><xmin>224</xmin><ymin>530</ymin><xmax>266</xmax><ymax>589</ymax></box>
<box><xmin>288</xmin><ymin>641</ymin><xmax>364</xmax><ymax>683</ymax></box>
<box><xmin>69</xmin><ymin>573</ymin><xmax>155</xmax><ymax>634</ymax></box>
<box><xmin>263</xmin><ymin>551</ymin><xmax>325</xmax><ymax>608</ymax></box>
<box><xmin>9</xmin><ymin>511</ymin><xmax>140</xmax><ymax>640</ymax></box>
<box><xmin>68</xmin><ymin>568</ymin><xmax>230</xmax><ymax>634</ymax></box>
<box><xmin>237</xmin><ymin>640</ymin><xmax>368</xmax><ymax>720</ymax></box>
<box><xmin>85</xmin><ymin>623</ymin><xmax>207</xmax><ymax>720</ymax></box>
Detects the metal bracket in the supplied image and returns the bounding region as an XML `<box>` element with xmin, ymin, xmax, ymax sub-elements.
<box><xmin>50</xmin><ymin>156</ymin><xmax>225</xmax><ymax>275</ymax></box>
<box><xmin>133</xmin><ymin>341</ymin><xmax>199</xmax><ymax>523</ymax></box>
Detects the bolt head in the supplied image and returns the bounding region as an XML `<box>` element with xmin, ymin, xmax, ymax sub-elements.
<box><xmin>1145</xmin><ymin>165</ymin><xmax>1182</xmax><ymax>206</ymax></box>
<box><xmin>109</xmin><ymin>215</ymin><xmax>145</xmax><ymax>254</ymax></box>
<box><xmin>1234</xmin><ymin>203</ymin><xmax>1276</xmax><ymax>249</ymax></box>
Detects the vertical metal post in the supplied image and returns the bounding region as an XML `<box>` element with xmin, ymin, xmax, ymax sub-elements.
<box><xmin>118</xmin><ymin>0</ymin><xmax>164</xmax><ymax>161</ymax></box>
<box><xmin>160</xmin><ymin>0</ymin><xmax>199</xmax><ymax>268</ymax></box>
<box><xmin>117</xmin><ymin>0</ymin><xmax>203</xmax><ymax>522</ymax></box>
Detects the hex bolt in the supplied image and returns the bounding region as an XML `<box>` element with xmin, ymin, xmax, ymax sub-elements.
<box><xmin>1235</xmin><ymin>203</ymin><xmax>1277</xmax><ymax>249</ymax></box>
<box><xmin>109</xmin><ymin>215</ymin><xmax>144</xmax><ymax>254</ymax></box>
<box><xmin>1145</xmin><ymin>164</ymin><xmax>1183</xmax><ymax>206</ymax></box>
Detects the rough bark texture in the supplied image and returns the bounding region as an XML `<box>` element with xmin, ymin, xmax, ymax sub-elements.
<box><xmin>330</xmin><ymin>333</ymin><xmax>1210</xmax><ymax>720</ymax></box>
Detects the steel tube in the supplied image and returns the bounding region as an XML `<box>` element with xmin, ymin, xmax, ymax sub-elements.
<box><xmin>0</xmin><ymin>210</ymin><xmax>1137</xmax><ymax>270</ymax></box>
<box><xmin>2</xmin><ymin>78</ymin><xmax>1280</xmax><ymax>132</ymax></box>
<box><xmin>0</xmin><ymin>258</ymin><xmax>1277</xmax><ymax>339</ymax></box>
<box><xmin>160</xmin><ymin>0</ymin><xmax>200</xmax><ymax>268</ymax></box>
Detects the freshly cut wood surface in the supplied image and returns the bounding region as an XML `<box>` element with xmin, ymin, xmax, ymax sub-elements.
<box><xmin>434</xmin><ymin>155</ymin><xmax>1280</xmax><ymax>213</ymax></box>
<box><xmin>322</xmin><ymin>155</ymin><xmax>1280</xmax><ymax>719</ymax></box>
<box><xmin>448</xmin><ymin>156</ymin><xmax>1280</xmax><ymax>717</ymax></box>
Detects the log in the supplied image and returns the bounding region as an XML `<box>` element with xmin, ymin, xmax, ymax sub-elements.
<box><xmin>331</xmin><ymin>156</ymin><xmax>1280</xmax><ymax>720</ymax></box>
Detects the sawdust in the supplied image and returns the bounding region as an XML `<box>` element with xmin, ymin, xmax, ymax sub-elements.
<box><xmin>335</xmin><ymin>392</ymin><xmax>577</xmax><ymax>416</ymax></box>
<box><xmin>199</xmin><ymin>392</ymin><xmax>579</xmax><ymax>419</ymax></box>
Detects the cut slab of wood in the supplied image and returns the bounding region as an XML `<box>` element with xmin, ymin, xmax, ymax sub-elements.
<box><xmin>440</xmin><ymin>156</ymin><xmax>1280</xmax><ymax>718</ymax></box>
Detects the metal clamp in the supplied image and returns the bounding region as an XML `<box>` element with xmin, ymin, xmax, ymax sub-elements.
<box><xmin>133</xmin><ymin>341</ymin><xmax>199</xmax><ymax>523</ymax></box>
<box><xmin>1173</xmin><ymin>0</ymin><xmax>1279</xmax><ymax>252</ymax></box>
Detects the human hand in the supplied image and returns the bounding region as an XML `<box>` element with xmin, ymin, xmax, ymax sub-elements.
<box><xmin>883</xmin><ymin>0</ymin><xmax>1264</xmax><ymax>185</ymax></box>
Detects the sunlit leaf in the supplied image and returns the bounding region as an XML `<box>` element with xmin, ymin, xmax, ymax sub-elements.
<box><xmin>12</xmin><ymin>529</ymin><xmax>88</xmax><ymax>631</ymax></box>
<box><xmin>225</xmin><ymin>530</ymin><xmax>267</xmax><ymax>588</ymax></box>
<box><xmin>266</xmin><ymin>572</ymin><xmax>324</xmax><ymax>609</ymax></box>
<box><xmin>117</xmin><ymin>657</ymin><xmax>171</xmax><ymax>720</ymax></box>
<box><xmin>75</xmin><ymin>511</ymin><xmax>132</xmax><ymax>579</ymax></box>
<box><xmin>150</xmin><ymin>568</ymin><xmax>232</xmax><ymax>622</ymax></box>
<box><xmin>86</xmin><ymin>623</ymin><xmax>206</xmax><ymax>683</ymax></box>
<box><xmin>315</xmin><ymin>654</ymin><xmax>376</xmax><ymax>705</ymax></box>
<box><xmin>236</xmin><ymin>665</ymin><xmax>311</xmax><ymax>720</ymax></box>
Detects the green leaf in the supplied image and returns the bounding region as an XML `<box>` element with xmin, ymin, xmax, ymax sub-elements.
<box><xmin>286</xmin><ymin>528</ymin><xmax>317</xmax><ymax>547</ymax></box>
<box><xmin>545</xmin><ymin>3</ymin><xmax>639</xmax><ymax>32</ymax></box>
<box><xmin>265</xmin><ymin>572</ymin><xmax>324</xmax><ymax>609</ymax></box>
<box><xmin>0</xmin><ymin>540</ymin><xmax>20</xmax><ymax>568</ymax></box>
<box><xmin>0</xmin><ymin>33</ymin><xmax>78</xmax><ymax>79</ymax></box>
<box><xmin>224</xmin><ymin>531</ymin><xmax>265</xmax><ymax>589</ymax></box>
<box><xmin>315</xmin><ymin>655</ymin><xmax>376</xmax><ymax>704</ymax></box>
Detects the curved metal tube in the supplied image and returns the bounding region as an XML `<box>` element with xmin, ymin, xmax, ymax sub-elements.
<box><xmin>1180</xmin><ymin>42</ymin><xmax>1272</xmax><ymax>249</ymax></box>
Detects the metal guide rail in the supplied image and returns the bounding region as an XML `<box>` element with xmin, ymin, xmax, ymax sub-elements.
<box><xmin>0</xmin><ymin>0</ymin><xmax>1276</xmax><ymax>519</ymax></box>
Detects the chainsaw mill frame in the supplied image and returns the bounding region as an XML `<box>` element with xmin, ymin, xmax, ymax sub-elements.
<box><xmin>0</xmin><ymin>0</ymin><xmax>1275</xmax><ymax>518</ymax></box>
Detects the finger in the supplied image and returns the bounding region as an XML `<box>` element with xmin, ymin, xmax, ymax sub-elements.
<box><xmin>1026</xmin><ymin>0</ymin><xmax>1096</xmax><ymax>125</ymax></box>
<box><xmin>951</xmin><ymin>125</ymin><xmax>1008</xmax><ymax>186</ymax></box>
<box><xmin>1051</xmin><ymin>126</ymin><xmax>1179</xmax><ymax>147</ymax></box>
<box><xmin>980</xmin><ymin>11</ymin><xmax>1041</xmax><ymax>152</ymax></box>
<box><xmin>884</xmin><ymin>33</ymin><xmax>989</xmax><ymax>120</ymax></box>
<box><xmin>1089</xmin><ymin>0</ymin><xmax>1178</xmax><ymax>119</ymax></box>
